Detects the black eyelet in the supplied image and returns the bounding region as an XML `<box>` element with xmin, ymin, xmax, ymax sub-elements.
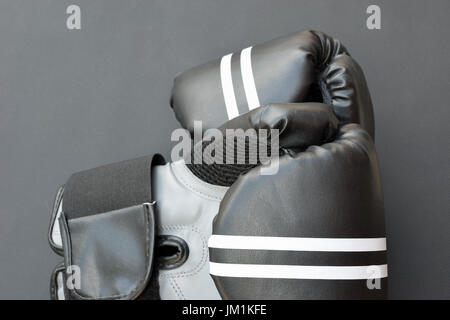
<box><xmin>156</xmin><ymin>235</ymin><xmax>189</xmax><ymax>270</ymax></box>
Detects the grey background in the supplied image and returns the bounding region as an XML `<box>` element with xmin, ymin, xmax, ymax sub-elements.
<box><xmin>0</xmin><ymin>0</ymin><xmax>448</xmax><ymax>299</ymax></box>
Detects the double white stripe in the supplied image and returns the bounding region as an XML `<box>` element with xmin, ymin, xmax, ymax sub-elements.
<box><xmin>220</xmin><ymin>47</ymin><xmax>261</xmax><ymax>120</ymax></box>
<box><xmin>209</xmin><ymin>235</ymin><xmax>388</xmax><ymax>280</ymax></box>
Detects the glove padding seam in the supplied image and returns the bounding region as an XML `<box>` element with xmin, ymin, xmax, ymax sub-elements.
<box><xmin>169</xmin><ymin>278</ymin><xmax>186</xmax><ymax>300</ymax></box>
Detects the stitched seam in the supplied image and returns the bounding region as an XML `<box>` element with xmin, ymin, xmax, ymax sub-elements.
<box><xmin>173</xmin><ymin>279</ymin><xmax>186</xmax><ymax>300</ymax></box>
<box><xmin>170</xmin><ymin>278</ymin><xmax>186</xmax><ymax>300</ymax></box>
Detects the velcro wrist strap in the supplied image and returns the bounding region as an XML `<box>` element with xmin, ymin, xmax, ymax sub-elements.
<box><xmin>58</xmin><ymin>154</ymin><xmax>165</xmax><ymax>300</ymax></box>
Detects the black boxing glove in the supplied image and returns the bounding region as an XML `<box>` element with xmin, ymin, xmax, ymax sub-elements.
<box><xmin>171</xmin><ymin>30</ymin><xmax>374</xmax><ymax>138</ymax></box>
<box><xmin>208</xmin><ymin>124</ymin><xmax>387</xmax><ymax>299</ymax></box>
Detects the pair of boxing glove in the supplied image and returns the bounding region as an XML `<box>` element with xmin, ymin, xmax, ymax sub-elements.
<box><xmin>48</xmin><ymin>30</ymin><xmax>387</xmax><ymax>300</ymax></box>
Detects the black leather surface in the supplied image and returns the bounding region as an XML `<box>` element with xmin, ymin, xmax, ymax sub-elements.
<box><xmin>214</xmin><ymin>125</ymin><xmax>385</xmax><ymax>237</ymax></box>
<box><xmin>60</xmin><ymin>203</ymin><xmax>156</xmax><ymax>300</ymax></box>
<box><xmin>210</xmin><ymin>249</ymin><xmax>387</xmax><ymax>267</ymax></box>
<box><xmin>320</xmin><ymin>54</ymin><xmax>374</xmax><ymax>138</ymax></box>
<box><xmin>210</xmin><ymin>124</ymin><xmax>386</xmax><ymax>299</ymax></box>
<box><xmin>220</xmin><ymin>102</ymin><xmax>339</xmax><ymax>151</ymax></box>
<box><xmin>171</xmin><ymin>30</ymin><xmax>374</xmax><ymax>138</ymax></box>
<box><xmin>214</xmin><ymin>278</ymin><xmax>387</xmax><ymax>300</ymax></box>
